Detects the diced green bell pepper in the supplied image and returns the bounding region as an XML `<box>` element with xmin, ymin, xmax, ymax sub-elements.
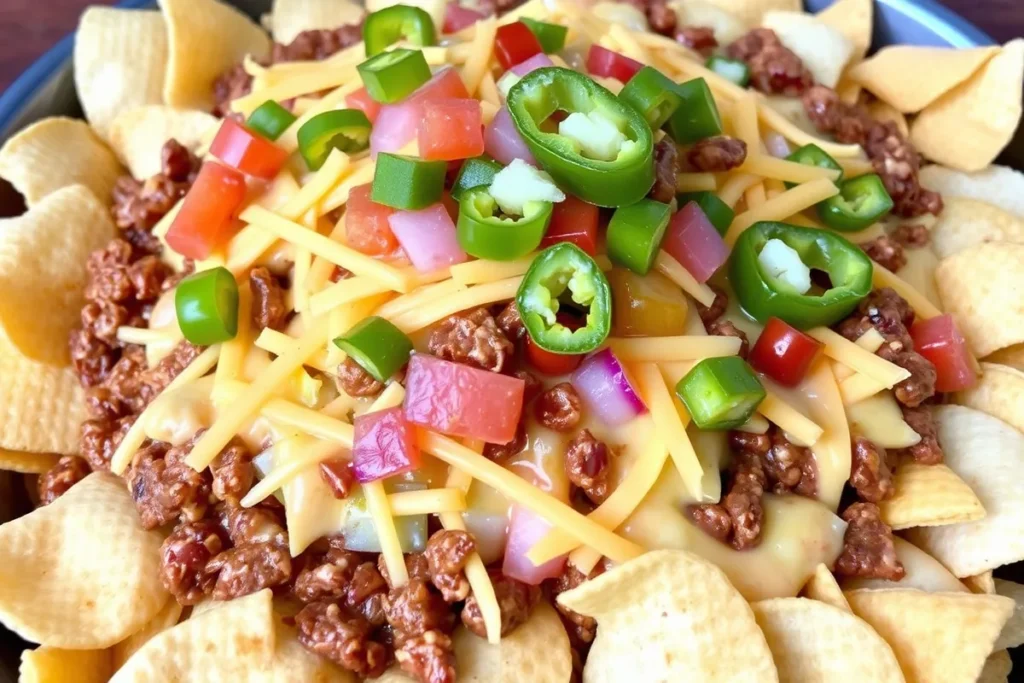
<box><xmin>676</xmin><ymin>356</ymin><xmax>765</xmax><ymax>430</ymax></box>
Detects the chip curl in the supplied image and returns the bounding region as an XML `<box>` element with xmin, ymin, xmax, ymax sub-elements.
<box><xmin>270</xmin><ymin>0</ymin><xmax>366</xmax><ymax>44</ymax></box>
<box><xmin>978</xmin><ymin>650</ymin><xmax>1013</xmax><ymax>683</ymax></box>
<box><xmin>762</xmin><ymin>11</ymin><xmax>854</xmax><ymax>88</ymax></box>
<box><xmin>0</xmin><ymin>450</ymin><xmax>61</xmax><ymax>474</ymax></box>
<box><xmin>841</xmin><ymin>537</ymin><xmax>968</xmax><ymax>594</ymax></box>
<box><xmin>752</xmin><ymin>597</ymin><xmax>903</xmax><ymax>683</ymax></box>
<box><xmin>919</xmin><ymin>164</ymin><xmax>1024</xmax><ymax>219</ymax></box>
<box><xmin>681</xmin><ymin>0</ymin><xmax>799</xmax><ymax>26</ymax></box>
<box><xmin>111</xmin><ymin>598</ymin><xmax>184</xmax><ymax>671</ymax></box>
<box><xmin>956</xmin><ymin>363</ymin><xmax>1024</xmax><ymax>435</ymax></box>
<box><xmin>878</xmin><ymin>462</ymin><xmax>984</xmax><ymax>531</ymax></box>
<box><xmin>905</xmin><ymin>405</ymin><xmax>1024</xmax><ymax>577</ymax></box>
<box><xmin>929</xmin><ymin>198</ymin><xmax>1024</xmax><ymax>259</ymax></box>
<box><xmin>0</xmin><ymin>117</ymin><xmax>121</xmax><ymax>207</ymax></box>
<box><xmin>0</xmin><ymin>473</ymin><xmax>168</xmax><ymax>648</ymax></box>
<box><xmin>108</xmin><ymin>106</ymin><xmax>218</xmax><ymax>180</ymax></box>
<box><xmin>845</xmin><ymin>588</ymin><xmax>1013</xmax><ymax>683</ymax></box>
<box><xmin>19</xmin><ymin>647</ymin><xmax>112</xmax><ymax>683</ymax></box>
<box><xmin>814</xmin><ymin>0</ymin><xmax>872</xmax><ymax>62</ymax></box>
<box><xmin>993</xmin><ymin>579</ymin><xmax>1024</xmax><ymax>651</ymax></box>
<box><xmin>0</xmin><ymin>184</ymin><xmax>116</xmax><ymax>365</ymax></box>
<box><xmin>964</xmin><ymin>571</ymin><xmax>997</xmax><ymax>595</ymax></box>
<box><xmin>558</xmin><ymin>549</ymin><xmax>779</xmax><ymax>682</ymax></box>
<box><xmin>799</xmin><ymin>563</ymin><xmax>850</xmax><ymax>612</ymax></box>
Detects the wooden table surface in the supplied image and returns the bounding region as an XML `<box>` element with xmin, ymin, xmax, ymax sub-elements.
<box><xmin>0</xmin><ymin>0</ymin><xmax>1021</xmax><ymax>91</ymax></box>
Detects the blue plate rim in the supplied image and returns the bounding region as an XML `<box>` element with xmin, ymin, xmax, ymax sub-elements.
<box><xmin>0</xmin><ymin>0</ymin><xmax>999</xmax><ymax>141</ymax></box>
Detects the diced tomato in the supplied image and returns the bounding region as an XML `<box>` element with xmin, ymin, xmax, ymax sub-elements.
<box><xmin>352</xmin><ymin>407</ymin><xmax>420</xmax><ymax>483</ymax></box>
<box><xmin>540</xmin><ymin>195</ymin><xmax>599</xmax><ymax>255</ymax></box>
<box><xmin>586</xmin><ymin>45</ymin><xmax>643</xmax><ymax>83</ymax></box>
<box><xmin>441</xmin><ymin>190</ymin><xmax>459</xmax><ymax>223</ymax></box>
<box><xmin>661</xmin><ymin>202</ymin><xmax>730</xmax><ymax>284</ymax></box>
<box><xmin>418</xmin><ymin>98</ymin><xmax>485</xmax><ymax>161</ymax></box>
<box><xmin>345</xmin><ymin>87</ymin><xmax>382</xmax><ymax>124</ymax></box>
<box><xmin>748</xmin><ymin>317</ymin><xmax>822</xmax><ymax>387</ymax></box>
<box><xmin>165</xmin><ymin>161</ymin><xmax>247</xmax><ymax>260</ymax></box>
<box><xmin>443</xmin><ymin>1</ymin><xmax>487</xmax><ymax>33</ymax></box>
<box><xmin>409</xmin><ymin>67</ymin><xmax>470</xmax><ymax>104</ymax></box>
<box><xmin>346</xmin><ymin>183</ymin><xmax>398</xmax><ymax>256</ymax></box>
<box><xmin>209</xmin><ymin>118</ymin><xmax>289</xmax><ymax>180</ymax></box>
<box><xmin>526</xmin><ymin>336</ymin><xmax>583</xmax><ymax>375</ymax></box>
<box><xmin>494</xmin><ymin>22</ymin><xmax>544</xmax><ymax>71</ymax></box>
<box><xmin>403</xmin><ymin>353</ymin><xmax>525</xmax><ymax>444</ymax></box>
<box><xmin>910</xmin><ymin>314</ymin><xmax>978</xmax><ymax>392</ymax></box>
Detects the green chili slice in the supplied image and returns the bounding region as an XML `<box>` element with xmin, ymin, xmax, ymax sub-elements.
<box><xmin>618</xmin><ymin>66</ymin><xmax>683</xmax><ymax>129</ymax></box>
<box><xmin>297</xmin><ymin>109</ymin><xmax>372</xmax><ymax>170</ymax></box>
<box><xmin>666</xmin><ymin>77</ymin><xmax>723</xmax><ymax>144</ymax></box>
<box><xmin>357</xmin><ymin>48</ymin><xmax>431</xmax><ymax>104</ymax></box>
<box><xmin>521</xmin><ymin>17</ymin><xmax>568</xmax><ymax>53</ymax></box>
<box><xmin>676</xmin><ymin>191</ymin><xmax>734</xmax><ymax>236</ymax></box>
<box><xmin>334</xmin><ymin>316</ymin><xmax>413</xmax><ymax>382</ymax></box>
<box><xmin>451</xmin><ymin>156</ymin><xmax>503</xmax><ymax>201</ymax></box>
<box><xmin>371</xmin><ymin>153</ymin><xmax>446</xmax><ymax>210</ymax></box>
<box><xmin>363</xmin><ymin>5</ymin><xmax>437</xmax><ymax>57</ymax></box>
<box><xmin>817</xmin><ymin>174</ymin><xmax>894</xmax><ymax>232</ymax></box>
<box><xmin>705</xmin><ymin>56</ymin><xmax>751</xmax><ymax>88</ymax></box>
<box><xmin>247</xmin><ymin>100</ymin><xmax>297</xmax><ymax>141</ymax></box>
<box><xmin>456</xmin><ymin>188</ymin><xmax>552</xmax><ymax>260</ymax></box>
<box><xmin>175</xmin><ymin>267</ymin><xmax>239</xmax><ymax>345</ymax></box>
<box><xmin>675</xmin><ymin>356</ymin><xmax>766</xmax><ymax>430</ymax></box>
<box><xmin>785</xmin><ymin>143</ymin><xmax>844</xmax><ymax>189</ymax></box>
<box><xmin>606</xmin><ymin>199</ymin><xmax>671</xmax><ymax>275</ymax></box>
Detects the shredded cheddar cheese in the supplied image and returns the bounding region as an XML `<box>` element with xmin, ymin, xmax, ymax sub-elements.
<box><xmin>633</xmin><ymin>364</ymin><xmax>703</xmax><ymax>500</ymax></box>
<box><xmin>807</xmin><ymin>327</ymin><xmax>912</xmax><ymax>388</ymax></box>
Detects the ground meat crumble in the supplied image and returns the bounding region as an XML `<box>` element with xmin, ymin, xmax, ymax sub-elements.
<box><xmin>427</xmin><ymin>307</ymin><xmax>514</xmax><ymax>373</ymax></box>
<box><xmin>727</xmin><ymin>28</ymin><xmax>813</xmax><ymax>96</ymax></box>
<box><xmin>834</xmin><ymin>502</ymin><xmax>905</xmax><ymax>581</ymax></box>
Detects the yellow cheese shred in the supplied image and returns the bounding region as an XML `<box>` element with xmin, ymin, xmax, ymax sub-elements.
<box><xmin>110</xmin><ymin>345</ymin><xmax>221</xmax><ymax>474</ymax></box>
<box><xmin>115</xmin><ymin>326</ymin><xmax>179</xmax><ymax>346</ymax></box>
<box><xmin>278</xmin><ymin>80</ymin><xmax>364</xmax><ymax>153</ymax></box>
<box><xmin>756</xmin><ymin>97</ymin><xmax>866</xmax><ymax>158</ymax></box>
<box><xmin>871</xmin><ymin>260</ymin><xmax>942</xmax><ymax>319</ymax></box>
<box><xmin>675</xmin><ymin>173</ymin><xmax>717</xmax><ymax>192</ymax></box>
<box><xmin>387</xmin><ymin>277</ymin><xmax>521</xmax><ymax>333</ymax></box>
<box><xmin>276</xmin><ymin>150</ymin><xmax>351</xmax><ymax>221</ymax></box>
<box><xmin>734</xmin><ymin>92</ymin><xmax>761</xmax><ymax>153</ymax></box>
<box><xmin>375</xmin><ymin>279</ymin><xmax>469</xmax><ymax>320</ymax></box>
<box><xmin>461</xmin><ymin>17</ymin><xmax>497</xmax><ymax>96</ymax></box>
<box><xmin>724</xmin><ymin>178</ymin><xmax>840</xmax><ymax>247</ymax></box>
<box><xmin>744</xmin><ymin>182</ymin><xmax>767</xmax><ymax>209</ymax></box>
<box><xmin>838</xmin><ymin>371</ymin><xmax>886</xmax><ymax>405</ymax></box>
<box><xmin>255</xmin><ymin>328</ymin><xmax>334</xmax><ymax>375</ymax></box>
<box><xmin>739</xmin><ymin>154</ymin><xmax>843</xmax><ymax>184</ymax></box>
<box><xmin>718</xmin><ymin>172</ymin><xmax>761</xmax><ymax>208</ymax></box>
<box><xmin>241</xmin><ymin>439</ymin><xmax>345</xmax><ymax>508</ymax></box>
<box><xmin>757</xmin><ymin>390</ymin><xmax>825</xmax><ymax>446</ymax></box>
<box><xmin>607</xmin><ymin>336</ymin><xmax>741</xmax><ymax>362</ymax></box>
<box><xmin>633</xmin><ymin>363</ymin><xmax>703</xmax><ymax>500</ymax></box>
<box><xmin>213</xmin><ymin>284</ymin><xmax>254</xmax><ymax>405</ymax></box>
<box><xmin>321</xmin><ymin>161</ymin><xmax>377</xmax><ymax>213</ymax></box>
<box><xmin>388</xmin><ymin>488</ymin><xmax>468</xmax><ymax>516</ymax></box>
<box><xmin>232</xmin><ymin>65</ymin><xmax>360</xmax><ymax>117</ymax></box>
<box><xmin>832</xmin><ymin>328</ymin><xmax>885</xmax><ymax>382</ymax></box>
<box><xmin>653</xmin><ymin>251</ymin><xmax>717</xmax><ymax>307</ymax></box>
<box><xmin>308</xmin><ymin>276</ymin><xmax>394</xmax><ymax>317</ymax></box>
<box><xmin>807</xmin><ymin>327</ymin><xmax>912</xmax><ymax>388</ymax></box>
<box><xmin>307</xmin><ymin>218</ymin><xmax>349</xmax><ymax>294</ymax></box>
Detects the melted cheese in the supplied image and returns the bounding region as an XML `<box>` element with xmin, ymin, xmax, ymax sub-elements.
<box><xmin>757</xmin><ymin>389</ymin><xmax>825</xmax><ymax>446</ymax></box>
<box><xmin>872</xmin><ymin>258</ymin><xmax>942</xmax><ymax>319</ymax></box>
<box><xmin>807</xmin><ymin>327</ymin><xmax>912</xmax><ymax>388</ymax></box>
<box><xmin>607</xmin><ymin>336</ymin><xmax>741</xmax><ymax>361</ymax></box>
<box><xmin>653</xmin><ymin>251</ymin><xmax>716</xmax><ymax>307</ymax></box>
<box><xmin>241</xmin><ymin>438</ymin><xmax>346</xmax><ymax>508</ymax></box>
<box><xmin>634</xmin><ymin>364</ymin><xmax>703</xmax><ymax>500</ymax></box>
<box><xmin>388</xmin><ymin>488</ymin><xmax>467</xmax><ymax>516</ymax></box>
<box><xmin>846</xmin><ymin>392</ymin><xmax>922</xmax><ymax>449</ymax></box>
<box><xmin>276</xmin><ymin>436</ymin><xmax>350</xmax><ymax>557</ymax></box>
<box><xmin>842</xmin><ymin>537</ymin><xmax>967</xmax><ymax>593</ymax></box>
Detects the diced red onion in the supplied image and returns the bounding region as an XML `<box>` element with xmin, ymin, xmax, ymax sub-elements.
<box><xmin>510</xmin><ymin>53</ymin><xmax>554</xmax><ymax>77</ymax></box>
<box><xmin>443</xmin><ymin>1</ymin><xmax>487</xmax><ymax>33</ymax></box>
<box><xmin>764</xmin><ymin>132</ymin><xmax>791</xmax><ymax>158</ymax></box>
<box><xmin>661</xmin><ymin>202</ymin><xmax>730</xmax><ymax>284</ymax></box>
<box><xmin>387</xmin><ymin>203</ymin><xmax>468</xmax><ymax>272</ymax></box>
<box><xmin>484</xmin><ymin>106</ymin><xmax>537</xmax><ymax>166</ymax></box>
<box><xmin>352</xmin><ymin>407</ymin><xmax>420</xmax><ymax>483</ymax></box>
<box><xmin>570</xmin><ymin>348</ymin><xmax>646</xmax><ymax>426</ymax></box>
<box><xmin>502</xmin><ymin>505</ymin><xmax>567</xmax><ymax>585</ymax></box>
<box><xmin>369</xmin><ymin>69</ymin><xmax>471</xmax><ymax>158</ymax></box>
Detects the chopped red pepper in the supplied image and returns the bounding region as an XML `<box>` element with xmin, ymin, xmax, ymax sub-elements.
<box><xmin>165</xmin><ymin>161</ymin><xmax>247</xmax><ymax>260</ymax></box>
<box><xmin>345</xmin><ymin>87</ymin><xmax>383</xmax><ymax>124</ymax></box>
<box><xmin>586</xmin><ymin>45</ymin><xmax>644</xmax><ymax>83</ymax></box>
<box><xmin>346</xmin><ymin>183</ymin><xmax>399</xmax><ymax>257</ymax></box>
<box><xmin>910</xmin><ymin>314</ymin><xmax>978</xmax><ymax>393</ymax></box>
<box><xmin>319</xmin><ymin>458</ymin><xmax>356</xmax><ymax>498</ymax></box>
<box><xmin>403</xmin><ymin>353</ymin><xmax>525</xmax><ymax>444</ymax></box>
<box><xmin>540</xmin><ymin>195</ymin><xmax>599</xmax><ymax>256</ymax></box>
<box><xmin>209</xmin><ymin>118</ymin><xmax>289</xmax><ymax>180</ymax></box>
<box><xmin>418</xmin><ymin>98</ymin><xmax>485</xmax><ymax>161</ymax></box>
<box><xmin>352</xmin><ymin>407</ymin><xmax>421</xmax><ymax>483</ymax></box>
<box><xmin>526</xmin><ymin>336</ymin><xmax>583</xmax><ymax>375</ymax></box>
<box><xmin>494</xmin><ymin>22</ymin><xmax>544</xmax><ymax>71</ymax></box>
<box><xmin>748</xmin><ymin>317</ymin><xmax>822</xmax><ymax>387</ymax></box>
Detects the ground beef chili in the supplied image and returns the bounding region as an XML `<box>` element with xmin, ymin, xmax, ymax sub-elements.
<box><xmin>649</xmin><ymin>138</ymin><xmax>679</xmax><ymax>203</ymax></box>
<box><xmin>849</xmin><ymin>435</ymin><xmax>895</xmax><ymax>503</ymax></box>
<box><xmin>548</xmin><ymin>565</ymin><xmax>600</xmax><ymax>648</ymax></box>
<box><xmin>763</xmin><ymin>429</ymin><xmax>817</xmax><ymax>498</ymax></box>
<box><xmin>688</xmin><ymin>438</ymin><xmax>767</xmax><ymax>550</ymax></box>
<box><xmin>898</xmin><ymin>405</ymin><xmax>944</xmax><ymax>464</ymax></box>
<box><xmin>159</xmin><ymin>520</ymin><xmax>225</xmax><ymax>605</ymax></box>
<box><xmin>565</xmin><ymin>429</ymin><xmax>612</xmax><ymax>505</ymax></box>
<box><xmin>461</xmin><ymin>570</ymin><xmax>539</xmax><ymax>638</ymax></box>
<box><xmin>427</xmin><ymin>308</ymin><xmax>514</xmax><ymax>373</ymax></box>
<box><xmin>686</xmin><ymin>136</ymin><xmax>748</xmax><ymax>172</ymax></box>
<box><xmin>676</xmin><ymin>26</ymin><xmax>718</xmax><ymax>56</ymax></box>
<box><xmin>696</xmin><ymin>284</ymin><xmax>729</xmax><ymax>325</ymax></box>
<box><xmin>834</xmin><ymin>502</ymin><xmax>905</xmax><ymax>581</ymax></box>
<box><xmin>127</xmin><ymin>438</ymin><xmax>212</xmax><ymax>529</ymax></box>
<box><xmin>859</xmin><ymin>235</ymin><xmax>907</xmax><ymax>272</ymax></box>
<box><xmin>534</xmin><ymin>383</ymin><xmax>583</xmax><ymax>432</ymax></box>
<box><xmin>294</xmin><ymin>600</ymin><xmax>390</xmax><ymax>677</ymax></box>
<box><xmin>424</xmin><ymin>529</ymin><xmax>476</xmax><ymax>603</ymax></box>
<box><xmin>706</xmin><ymin>319</ymin><xmax>750</xmax><ymax>359</ymax></box>
<box><xmin>726</xmin><ymin>28</ymin><xmax>813</xmax><ymax>96</ymax></box>
<box><xmin>37</xmin><ymin>455</ymin><xmax>91</xmax><ymax>505</ymax></box>
<box><xmin>248</xmin><ymin>266</ymin><xmax>289</xmax><ymax>331</ymax></box>
<box><xmin>335</xmin><ymin>356</ymin><xmax>386</xmax><ymax>397</ymax></box>
<box><xmin>111</xmin><ymin>139</ymin><xmax>199</xmax><ymax>240</ymax></box>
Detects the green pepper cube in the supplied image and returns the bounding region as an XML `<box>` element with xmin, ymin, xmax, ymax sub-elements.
<box><xmin>817</xmin><ymin>174</ymin><xmax>894</xmax><ymax>233</ymax></box>
<box><xmin>705</xmin><ymin>56</ymin><xmax>750</xmax><ymax>88</ymax></box>
<box><xmin>334</xmin><ymin>316</ymin><xmax>414</xmax><ymax>382</ymax></box>
<box><xmin>451</xmin><ymin>156</ymin><xmax>503</xmax><ymax>201</ymax></box>
<box><xmin>785</xmin><ymin>143</ymin><xmax>843</xmax><ymax>189</ymax></box>
<box><xmin>521</xmin><ymin>17</ymin><xmax>568</xmax><ymax>53</ymax></box>
<box><xmin>357</xmin><ymin>48</ymin><xmax>431</xmax><ymax>104</ymax></box>
<box><xmin>372</xmin><ymin>153</ymin><xmax>446</xmax><ymax>210</ymax></box>
<box><xmin>247</xmin><ymin>100</ymin><xmax>297</xmax><ymax>141</ymax></box>
<box><xmin>297</xmin><ymin>109</ymin><xmax>372</xmax><ymax>170</ymax></box>
<box><xmin>175</xmin><ymin>267</ymin><xmax>239</xmax><ymax>345</ymax></box>
<box><xmin>676</xmin><ymin>191</ymin><xmax>734</xmax><ymax>236</ymax></box>
<box><xmin>457</xmin><ymin>188</ymin><xmax>553</xmax><ymax>261</ymax></box>
<box><xmin>618</xmin><ymin>66</ymin><xmax>683</xmax><ymax>130</ymax></box>
<box><xmin>667</xmin><ymin>78</ymin><xmax>723</xmax><ymax>144</ymax></box>
<box><xmin>363</xmin><ymin>4</ymin><xmax>437</xmax><ymax>57</ymax></box>
<box><xmin>606</xmin><ymin>199</ymin><xmax>671</xmax><ymax>275</ymax></box>
<box><xmin>675</xmin><ymin>356</ymin><xmax>766</xmax><ymax>430</ymax></box>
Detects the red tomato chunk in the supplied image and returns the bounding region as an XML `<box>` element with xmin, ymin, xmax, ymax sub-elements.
<box><xmin>165</xmin><ymin>161</ymin><xmax>247</xmax><ymax>260</ymax></box>
<box><xmin>346</xmin><ymin>183</ymin><xmax>399</xmax><ymax>256</ymax></box>
<box><xmin>345</xmin><ymin>87</ymin><xmax>383</xmax><ymax>124</ymax></box>
<box><xmin>748</xmin><ymin>317</ymin><xmax>822</xmax><ymax>387</ymax></box>
<box><xmin>352</xmin><ymin>407</ymin><xmax>421</xmax><ymax>483</ymax></box>
<box><xmin>403</xmin><ymin>353</ymin><xmax>525</xmax><ymax>444</ymax></box>
<box><xmin>540</xmin><ymin>195</ymin><xmax>599</xmax><ymax>256</ymax></box>
<box><xmin>586</xmin><ymin>45</ymin><xmax>643</xmax><ymax>83</ymax></box>
<box><xmin>494</xmin><ymin>22</ymin><xmax>543</xmax><ymax>71</ymax></box>
<box><xmin>209</xmin><ymin>118</ymin><xmax>289</xmax><ymax>180</ymax></box>
<box><xmin>418</xmin><ymin>99</ymin><xmax>485</xmax><ymax>161</ymax></box>
<box><xmin>910</xmin><ymin>313</ymin><xmax>978</xmax><ymax>393</ymax></box>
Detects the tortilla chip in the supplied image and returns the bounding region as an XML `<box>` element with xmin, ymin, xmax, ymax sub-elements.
<box><xmin>270</xmin><ymin>0</ymin><xmax>366</xmax><ymax>44</ymax></box>
<box><xmin>0</xmin><ymin>347</ymin><xmax>89</xmax><ymax>456</ymax></box>
<box><xmin>878</xmin><ymin>462</ymin><xmax>984</xmax><ymax>530</ymax></box>
<box><xmin>0</xmin><ymin>184</ymin><xmax>116</xmax><ymax>365</ymax></box>
<box><xmin>111</xmin><ymin>598</ymin><xmax>184</xmax><ymax>671</ymax></box>
<box><xmin>762</xmin><ymin>12</ymin><xmax>854</xmax><ymax>88</ymax></box>
<box><xmin>111</xmin><ymin>589</ymin><xmax>275</xmax><ymax>681</ymax></box>
<box><xmin>108</xmin><ymin>106</ymin><xmax>218</xmax><ymax>180</ymax></box>
<box><xmin>865</xmin><ymin>99</ymin><xmax>909</xmax><ymax>137</ymax></box>
<box><xmin>919</xmin><ymin>164</ymin><xmax>1024</xmax><ymax>219</ymax></box>
<box><xmin>846</xmin><ymin>588</ymin><xmax>1013</xmax><ymax>683</ymax></box>
<box><xmin>986</xmin><ymin>344</ymin><xmax>1024</xmax><ymax>372</ymax></box>
<box><xmin>19</xmin><ymin>647</ymin><xmax>112</xmax><ymax>683</ymax></box>
<box><xmin>842</xmin><ymin>537</ymin><xmax>968</xmax><ymax>594</ymax></box>
<box><xmin>929</xmin><ymin>197</ymin><xmax>1024</xmax><ymax>259</ymax></box>
<box><xmin>848</xmin><ymin>45</ymin><xmax>997</xmax><ymax>113</ymax></box>
<box><xmin>0</xmin><ymin>117</ymin><xmax>121</xmax><ymax>207</ymax></box>
<box><xmin>159</xmin><ymin>0</ymin><xmax>271</xmax><ymax>109</ymax></box>
<box><xmin>0</xmin><ymin>473</ymin><xmax>168</xmax><ymax>648</ymax></box>
<box><xmin>752</xmin><ymin>597</ymin><xmax>903</xmax><ymax>682</ymax></box>
<box><xmin>957</xmin><ymin>363</ymin><xmax>1024</xmax><ymax>435</ymax></box>
<box><xmin>0</xmin><ymin>450</ymin><xmax>60</xmax><ymax>474</ymax></box>
<box><xmin>73</xmin><ymin>7</ymin><xmax>168</xmax><ymax>139</ymax></box>
<box><xmin>449</xmin><ymin>601</ymin><xmax>572</xmax><ymax>682</ymax></box>
<box><xmin>669</xmin><ymin>0</ymin><xmax>748</xmax><ymax>46</ymax></box>
<box><xmin>964</xmin><ymin>571</ymin><xmax>997</xmax><ymax>595</ymax></box>
<box><xmin>681</xmin><ymin>0</ymin><xmax>798</xmax><ymax>26</ymax></box>
<box><xmin>800</xmin><ymin>563</ymin><xmax>850</xmax><ymax>612</ymax></box>
<box><xmin>558</xmin><ymin>550</ymin><xmax>778</xmax><ymax>682</ymax></box>
<box><xmin>910</xmin><ymin>39</ymin><xmax>1024</xmax><ymax>172</ymax></box>
<box><xmin>814</xmin><ymin>0</ymin><xmax>872</xmax><ymax>62</ymax></box>
<box><xmin>979</xmin><ymin>650</ymin><xmax>1013</xmax><ymax>683</ymax></box>
<box><xmin>936</xmin><ymin>242</ymin><xmax>1024</xmax><ymax>357</ymax></box>
<box><xmin>265</xmin><ymin>621</ymin><xmax>356</xmax><ymax>682</ymax></box>
<box><xmin>905</xmin><ymin>406</ymin><xmax>1024</xmax><ymax>577</ymax></box>
<box><xmin>993</xmin><ymin>579</ymin><xmax>1024</xmax><ymax>651</ymax></box>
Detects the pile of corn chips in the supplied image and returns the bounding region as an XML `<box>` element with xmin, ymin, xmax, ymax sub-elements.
<box><xmin>0</xmin><ymin>0</ymin><xmax>1023</xmax><ymax>680</ymax></box>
